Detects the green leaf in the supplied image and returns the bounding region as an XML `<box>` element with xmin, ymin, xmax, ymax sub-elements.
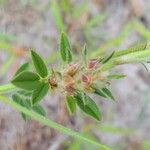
<box><xmin>102</xmin><ymin>88</ymin><xmax>115</xmax><ymax>100</ymax></box>
<box><xmin>84</xmin><ymin>96</ymin><xmax>101</xmax><ymax>121</ymax></box>
<box><xmin>60</xmin><ymin>32</ymin><xmax>72</xmax><ymax>63</ymax></box>
<box><xmin>21</xmin><ymin>113</ymin><xmax>30</xmax><ymax>121</ymax></box>
<box><xmin>93</xmin><ymin>85</ymin><xmax>115</xmax><ymax>100</ymax></box>
<box><xmin>11</xmin><ymin>71</ymin><xmax>42</xmax><ymax>91</ymax></box>
<box><xmin>17</xmin><ymin>90</ymin><xmax>33</xmax><ymax>97</ymax></box>
<box><xmin>101</xmin><ymin>51</ymin><xmax>115</xmax><ymax>64</ymax></box>
<box><xmin>82</xmin><ymin>44</ymin><xmax>87</xmax><ymax>56</ymax></box>
<box><xmin>31</xmin><ymin>83</ymin><xmax>49</xmax><ymax>105</ymax></box>
<box><xmin>74</xmin><ymin>92</ymin><xmax>101</xmax><ymax>121</ymax></box>
<box><xmin>12</xmin><ymin>94</ymin><xmax>31</xmax><ymax>121</ymax></box>
<box><xmin>14</xmin><ymin>62</ymin><xmax>29</xmax><ymax>76</ymax></box>
<box><xmin>32</xmin><ymin>105</ymin><xmax>46</xmax><ymax>116</ymax></box>
<box><xmin>12</xmin><ymin>94</ymin><xmax>22</xmax><ymax>105</ymax></box>
<box><xmin>31</xmin><ymin>50</ymin><xmax>48</xmax><ymax>78</ymax></box>
<box><xmin>12</xmin><ymin>94</ymin><xmax>46</xmax><ymax>120</ymax></box>
<box><xmin>82</xmin><ymin>44</ymin><xmax>87</xmax><ymax>65</ymax></box>
<box><xmin>93</xmin><ymin>87</ymin><xmax>107</xmax><ymax>98</ymax></box>
<box><xmin>107</xmin><ymin>74</ymin><xmax>126</xmax><ymax>80</ymax></box>
<box><xmin>66</xmin><ymin>95</ymin><xmax>76</xmax><ymax>114</ymax></box>
<box><xmin>12</xmin><ymin>94</ymin><xmax>31</xmax><ymax>108</ymax></box>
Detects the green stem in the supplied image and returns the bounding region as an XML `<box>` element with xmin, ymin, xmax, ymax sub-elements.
<box><xmin>0</xmin><ymin>84</ymin><xmax>16</xmax><ymax>94</ymax></box>
<box><xmin>0</xmin><ymin>95</ymin><xmax>112</xmax><ymax>150</ymax></box>
<box><xmin>101</xmin><ymin>49</ymin><xmax>150</xmax><ymax>72</ymax></box>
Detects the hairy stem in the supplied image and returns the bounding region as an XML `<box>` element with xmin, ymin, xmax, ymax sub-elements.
<box><xmin>0</xmin><ymin>84</ymin><xmax>16</xmax><ymax>94</ymax></box>
<box><xmin>0</xmin><ymin>94</ymin><xmax>112</xmax><ymax>150</ymax></box>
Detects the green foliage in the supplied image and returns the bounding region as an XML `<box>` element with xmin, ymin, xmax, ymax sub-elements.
<box><xmin>60</xmin><ymin>32</ymin><xmax>72</xmax><ymax>63</ymax></box>
<box><xmin>101</xmin><ymin>88</ymin><xmax>115</xmax><ymax>100</ymax></box>
<box><xmin>12</xmin><ymin>94</ymin><xmax>46</xmax><ymax>121</ymax></box>
<box><xmin>93</xmin><ymin>84</ymin><xmax>115</xmax><ymax>101</ymax></box>
<box><xmin>0</xmin><ymin>84</ymin><xmax>16</xmax><ymax>94</ymax></box>
<box><xmin>31</xmin><ymin>50</ymin><xmax>48</xmax><ymax>78</ymax></box>
<box><xmin>74</xmin><ymin>92</ymin><xmax>101</xmax><ymax>121</ymax></box>
<box><xmin>14</xmin><ymin>62</ymin><xmax>29</xmax><ymax>76</ymax></box>
<box><xmin>31</xmin><ymin>83</ymin><xmax>49</xmax><ymax>105</ymax></box>
<box><xmin>0</xmin><ymin>95</ymin><xmax>112</xmax><ymax>150</ymax></box>
<box><xmin>32</xmin><ymin>105</ymin><xmax>46</xmax><ymax>116</ymax></box>
<box><xmin>1</xmin><ymin>31</ymin><xmax>150</xmax><ymax>149</ymax></box>
<box><xmin>101</xmin><ymin>51</ymin><xmax>115</xmax><ymax>64</ymax></box>
<box><xmin>117</xmin><ymin>49</ymin><xmax>150</xmax><ymax>63</ymax></box>
<box><xmin>11</xmin><ymin>71</ymin><xmax>42</xmax><ymax>91</ymax></box>
<box><xmin>17</xmin><ymin>90</ymin><xmax>32</xmax><ymax>97</ymax></box>
<box><xmin>82</xmin><ymin>44</ymin><xmax>87</xmax><ymax>65</ymax></box>
<box><xmin>66</xmin><ymin>95</ymin><xmax>76</xmax><ymax>114</ymax></box>
<box><xmin>107</xmin><ymin>74</ymin><xmax>126</xmax><ymax>80</ymax></box>
<box><xmin>114</xmin><ymin>42</ymin><xmax>149</xmax><ymax>58</ymax></box>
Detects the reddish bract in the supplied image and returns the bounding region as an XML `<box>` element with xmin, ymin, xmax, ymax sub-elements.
<box><xmin>88</xmin><ymin>59</ymin><xmax>98</xmax><ymax>69</ymax></box>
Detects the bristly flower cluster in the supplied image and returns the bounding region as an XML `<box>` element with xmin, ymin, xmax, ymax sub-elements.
<box><xmin>11</xmin><ymin>33</ymin><xmax>150</xmax><ymax>121</ymax></box>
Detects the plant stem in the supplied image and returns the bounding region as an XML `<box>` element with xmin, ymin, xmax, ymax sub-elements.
<box><xmin>0</xmin><ymin>84</ymin><xmax>16</xmax><ymax>94</ymax></box>
<box><xmin>0</xmin><ymin>95</ymin><xmax>112</xmax><ymax>150</ymax></box>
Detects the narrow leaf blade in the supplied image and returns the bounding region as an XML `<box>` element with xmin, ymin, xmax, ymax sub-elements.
<box><xmin>101</xmin><ymin>51</ymin><xmax>115</xmax><ymax>64</ymax></box>
<box><xmin>60</xmin><ymin>32</ymin><xmax>72</xmax><ymax>63</ymax></box>
<box><xmin>82</xmin><ymin>44</ymin><xmax>87</xmax><ymax>65</ymax></box>
<box><xmin>107</xmin><ymin>74</ymin><xmax>126</xmax><ymax>80</ymax></box>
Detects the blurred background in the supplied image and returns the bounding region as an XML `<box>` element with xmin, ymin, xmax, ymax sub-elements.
<box><xmin>0</xmin><ymin>0</ymin><xmax>150</xmax><ymax>149</ymax></box>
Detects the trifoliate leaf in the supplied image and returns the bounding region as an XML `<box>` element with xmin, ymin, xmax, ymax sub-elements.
<box><xmin>31</xmin><ymin>50</ymin><xmax>48</xmax><ymax>78</ymax></box>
